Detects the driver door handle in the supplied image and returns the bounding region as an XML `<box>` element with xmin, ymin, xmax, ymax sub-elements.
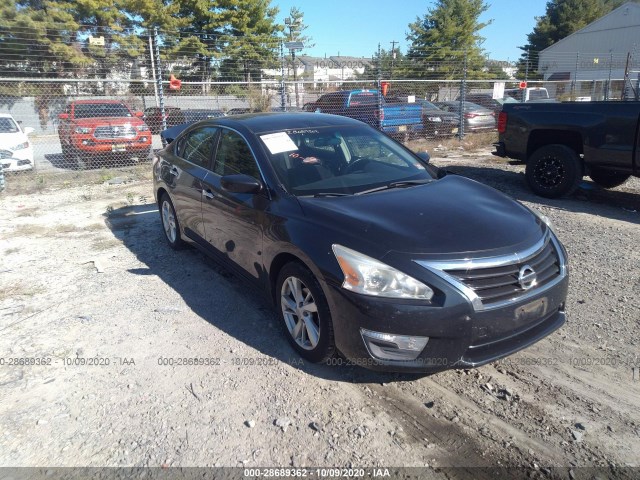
<box><xmin>169</xmin><ymin>167</ymin><xmax>179</xmax><ymax>176</ymax></box>
<box><xmin>202</xmin><ymin>189</ymin><xmax>215</xmax><ymax>200</ymax></box>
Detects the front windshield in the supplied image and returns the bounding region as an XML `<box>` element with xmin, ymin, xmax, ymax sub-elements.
<box><xmin>74</xmin><ymin>103</ymin><xmax>132</xmax><ymax>119</ymax></box>
<box><xmin>260</xmin><ymin>125</ymin><xmax>433</xmax><ymax>196</ymax></box>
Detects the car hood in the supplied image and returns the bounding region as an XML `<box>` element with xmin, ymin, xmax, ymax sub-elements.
<box><xmin>0</xmin><ymin>131</ymin><xmax>28</xmax><ymax>148</ymax></box>
<box><xmin>297</xmin><ymin>175</ymin><xmax>543</xmax><ymax>257</ymax></box>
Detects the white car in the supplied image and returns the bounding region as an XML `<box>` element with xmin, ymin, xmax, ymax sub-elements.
<box><xmin>0</xmin><ymin>113</ymin><xmax>35</xmax><ymax>172</ymax></box>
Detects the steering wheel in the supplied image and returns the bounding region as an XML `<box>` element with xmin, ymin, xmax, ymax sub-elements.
<box><xmin>344</xmin><ymin>158</ymin><xmax>371</xmax><ymax>174</ymax></box>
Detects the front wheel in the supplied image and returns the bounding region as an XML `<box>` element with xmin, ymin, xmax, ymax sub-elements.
<box><xmin>525</xmin><ymin>144</ymin><xmax>583</xmax><ymax>198</ymax></box>
<box><xmin>276</xmin><ymin>262</ymin><xmax>336</xmax><ymax>363</ymax></box>
<box><xmin>589</xmin><ymin>168</ymin><xmax>630</xmax><ymax>189</ymax></box>
<box><xmin>159</xmin><ymin>194</ymin><xmax>185</xmax><ymax>250</ymax></box>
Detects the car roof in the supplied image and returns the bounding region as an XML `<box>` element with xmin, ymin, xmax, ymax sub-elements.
<box><xmin>0</xmin><ymin>113</ymin><xmax>16</xmax><ymax>119</ymax></box>
<box><xmin>71</xmin><ymin>99</ymin><xmax>127</xmax><ymax>104</ymax></box>
<box><xmin>204</xmin><ymin>112</ymin><xmax>366</xmax><ymax>135</ymax></box>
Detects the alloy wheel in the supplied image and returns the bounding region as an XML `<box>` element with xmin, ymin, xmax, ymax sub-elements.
<box><xmin>161</xmin><ymin>200</ymin><xmax>177</xmax><ymax>243</ymax></box>
<box><xmin>280</xmin><ymin>276</ymin><xmax>320</xmax><ymax>350</ymax></box>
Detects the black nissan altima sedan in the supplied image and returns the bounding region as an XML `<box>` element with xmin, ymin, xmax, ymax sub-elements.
<box><xmin>153</xmin><ymin>113</ymin><xmax>568</xmax><ymax>373</ymax></box>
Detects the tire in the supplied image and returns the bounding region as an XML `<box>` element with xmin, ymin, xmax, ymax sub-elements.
<box><xmin>159</xmin><ymin>193</ymin><xmax>185</xmax><ymax>250</ymax></box>
<box><xmin>276</xmin><ymin>262</ymin><xmax>336</xmax><ymax>363</ymax></box>
<box><xmin>525</xmin><ymin>144</ymin><xmax>583</xmax><ymax>198</ymax></box>
<box><xmin>589</xmin><ymin>168</ymin><xmax>630</xmax><ymax>189</ymax></box>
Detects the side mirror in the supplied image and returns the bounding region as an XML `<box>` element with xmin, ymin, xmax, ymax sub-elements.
<box><xmin>135</xmin><ymin>111</ymin><xmax>144</xmax><ymax>117</ymax></box>
<box><xmin>58</xmin><ymin>113</ymin><xmax>69</xmax><ymax>120</ymax></box>
<box><xmin>220</xmin><ymin>174</ymin><xmax>263</xmax><ymax>194</ymax></box>
<box><xmin>23</xmin><ymin>127</ymin><xmax>34</xmax><ymax>135</ymax></box>
<box><xmin>416</xmin><ymin>151</ymin><xmax>431</xmax><ymax>163</ymax></box>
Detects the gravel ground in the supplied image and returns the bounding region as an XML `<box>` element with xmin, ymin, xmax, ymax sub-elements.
<box><xmin>0</xmin><ymin>149</ymin><xmax>639</xmax><ymax>478</ymax></box>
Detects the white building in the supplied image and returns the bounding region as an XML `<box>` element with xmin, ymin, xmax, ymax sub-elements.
<box><xmin>538</xmin><ymin>2</ymin><xmax>640</xmax><ymax>84</ymax></box>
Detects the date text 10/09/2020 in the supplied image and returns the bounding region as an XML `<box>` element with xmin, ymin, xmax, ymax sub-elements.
<box><xmin>243</xmin><ymin>468</ymin><xmax>391</xmax><ymax>478</ymax></box>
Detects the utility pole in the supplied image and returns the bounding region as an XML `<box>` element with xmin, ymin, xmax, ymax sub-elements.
<box><xmin>390</xmin><ymin>40</ymin><xmax>398</xmax><ymax>80</ymax></box>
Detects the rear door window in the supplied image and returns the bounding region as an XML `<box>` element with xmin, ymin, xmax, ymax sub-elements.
<box><xmin>212</xmin><ymin>129</ymin><xmax>261</xmax><ymax>179</ymax></box>
<box><xmin>181</xmin><ymin>126</ymin><xmax>219</xmax><ymax>168</ymax></box>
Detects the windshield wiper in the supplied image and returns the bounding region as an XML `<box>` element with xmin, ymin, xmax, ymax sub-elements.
<box><xmin>356</xmin><ymin>179</ymin><xmax>434</xmax><ymax>195</ymax></box>
<box><xmin>312</xmin><ymin>192</ymin><xmax>353</xmax><ymax>197</ymax></box>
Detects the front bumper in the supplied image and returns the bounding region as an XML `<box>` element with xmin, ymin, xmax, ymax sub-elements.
<box><xmin>324</xmin><ymin>250</ymin><xmax>569</xmax><ymax>373</ymax></box>
<box><xmin>0</xmin><ymin>148</ymin><xmax>34</xmax><ymax>172</ymax></box>
<box><xmin>70</xmin><ymin>136</ymin><xmax>151</xmax><ymax>154</ymax></box>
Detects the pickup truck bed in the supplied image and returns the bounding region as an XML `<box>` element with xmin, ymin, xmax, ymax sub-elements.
<box><xmin>308</xmin><ymin>90</ymin><xmax>423</xmax><ymax>139</ymax></box>
<box><xmin>494</xmin><ymin>101</ymin><xmax>640</xmax><ymax>197</ymax></box>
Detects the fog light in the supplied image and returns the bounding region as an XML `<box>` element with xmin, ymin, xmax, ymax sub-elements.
<box><xmin>82</xmin><ymin>140</ymin><xmax>88</xmax><ymax>145</ymax></box>
<box><xmin>360</xmin><ymin>328</ymin><xmax>428</xmax><ymax>361</ymax></box>
<box><xmin>140</xmin><ymin>137</ymin><xmax>148</xmax><ymax>142</ymax></box>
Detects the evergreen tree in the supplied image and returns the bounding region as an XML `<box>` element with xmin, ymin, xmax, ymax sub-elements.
<box><xmin>217</xmin><ymin>0</ymin><xmax>282</xmax><ymax>82</ymax></box>
<box><xmin>406</xmin><ymin>0</ymin><xmax>491</xmax><ymax>79</ymax></box>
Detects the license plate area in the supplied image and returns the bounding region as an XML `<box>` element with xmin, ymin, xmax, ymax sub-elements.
<box><xmin>112</xmin><ymin>144</ymin><xmax>126</xmax><ymax>152</ymax></box>
<box><xmin>398</xmin><ymin>125</ymin><xmax>407</xmax><ymax>132</ymax></box>
<box><xmin>515</xmin><ymin>297</ymin><xmax>548</xmax><ymax>324</ymax></box>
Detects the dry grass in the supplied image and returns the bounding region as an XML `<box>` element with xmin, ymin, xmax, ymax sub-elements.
<box><xmin>407</xmin><ymin>131</ymin><xmax>498</xmax><ymax>154</ymax></box>
<box><xmin>85</xmin><ymin>223</ymin><xmax>105</xmax><ymax>232</ymax></box>
<box><xmin>15</xmin><ymin>207</ymin><xmax>41</xmax><ymax>217</ymax></box>
<box><xmin>3</xmin><ymin>163</ymin><xmax>153</xmax><ymax>196</ymax></box>
<box><xmin>0</xmin><ymin>283</ymin><xmax>43</xmax><ymax>301</ymax></box>
<box><xmin>91</xmin><ymin>237</ymin><xmax>122</xmax><ymax>251</ymax></box>
<box><xmin>52</xmin><ymin>224</ymin><xmax>83</xmax><ymax>234</ymax></box>
<box><xmin>9</xmin><ymin>224</ymin><xmax>49</xmax><ymax>238</ymax></box>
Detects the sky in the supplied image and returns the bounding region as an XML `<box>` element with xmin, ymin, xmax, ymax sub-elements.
<box><xmin>271</xmin><ymin>0</ymin><xmax>547</xmax><ymax>62</ymax></box>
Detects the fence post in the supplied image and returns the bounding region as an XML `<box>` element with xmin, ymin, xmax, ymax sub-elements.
<box><xmin>572</xmin><ymin>53</ymin><xmax>579</xmax><ymax>100</ymax></box>
<box><xmin>280</xmin><ymin>42</ymin><xmax>286</xmax><ymax>110</ymax></box>
<box><xmin>605</xmin><ymin>52</ymin><xmax>613</xmax><ymax>100</ymax></box>
<box><xmin>524</xmin><ymin>47</ymin><xmax>529</xmax><ymax>103</ymax></box>
<box><xmin>377</xmin><ymin>43</ymin><xmax>382</xmax><ymax>131</ymax></box>
<box><xmin>153</xmin><ymin>27</ymin><xmax>166</xmax><ymax>138</ymax></box>
<box><xmin>458</xmin><ymin>50</ymin><xmax>467</xmax><ymax>140</ymax></box>
<box><xmin>148</xmin><ymin>31</ymin><xmax>159</xmax><ymax>107</ymax></box>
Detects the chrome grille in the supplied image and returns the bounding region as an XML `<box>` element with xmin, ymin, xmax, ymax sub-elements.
<box><xmin>444</xmin><ymin>240</ymin><xmax>561</xmax><ymax>306</ymax></box>
<box><xmin>94</xmin><ymin>126</ymin><xmax>136</xmax><ymax>139</ymax></box>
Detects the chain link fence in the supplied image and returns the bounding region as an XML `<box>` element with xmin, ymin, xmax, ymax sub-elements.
<box><xmin>1</xmin><ymin>24</ymin><xmax>639</xmax><ymax>189</ymax></box>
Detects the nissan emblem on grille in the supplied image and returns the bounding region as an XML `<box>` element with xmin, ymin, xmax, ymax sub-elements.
<box><xmin>518</xmin><ymin>265</ymin><xmax>537</xmax><ymax>290</ymax></box>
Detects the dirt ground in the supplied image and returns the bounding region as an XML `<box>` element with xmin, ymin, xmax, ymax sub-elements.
<box><xmin>0</xmin><ymin>147</ymin><xmax>639</xmax><ymax>479</ymax></box>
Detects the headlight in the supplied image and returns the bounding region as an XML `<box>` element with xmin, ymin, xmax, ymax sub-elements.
<box><xmin>74</xmin><ymin>127</ymin><xmax>91</xmax><ymax>134</ymax></box>
<box><xmin>11</xmin><ymin>141</ymin><xmax>29</xmax><ymax>151</ymax></box>
<box><xmin>136</xmin><ymin>125</ymin><xmax>150</xmax><ymax>132</ymax></box>
<box><xmin>332</xmin><ymin>245</ymin><xmax>434</xmax><ymax>300</ymax></box>
<box><xmin>530</xmin><ymin>208</ymin><xmax>555</xmax><ymax>233</ymax></box>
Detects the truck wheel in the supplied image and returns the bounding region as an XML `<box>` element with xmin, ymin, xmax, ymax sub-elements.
<box><xmin>589</xmin><ymin>168</ymin><xmax>630</xmax><ymax>189</ymax></box>
<box><xmin>526</xmin><ymin>144</ymin><xmax>583</xmax><ymax>198</ymax></box>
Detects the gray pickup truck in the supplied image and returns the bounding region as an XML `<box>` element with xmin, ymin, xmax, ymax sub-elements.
<box><xmin>494</xmin><ymin>101</ymin><xmax>640</xmax><ymax>197</ymax></box>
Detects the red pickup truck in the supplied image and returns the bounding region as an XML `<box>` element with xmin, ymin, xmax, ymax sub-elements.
<box><xmin>58</xmin><ymin>100</ymin><xmax>152</xmax><ymax>168</ymax></box>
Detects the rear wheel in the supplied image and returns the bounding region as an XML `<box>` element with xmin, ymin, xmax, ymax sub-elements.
<box><xmin>159</xmin><ymin>194</ymin><xmax>185</xmax><ymax>250</ymax></box>
<box><xmin>276</xmin><ymin>262</ymin><xmax>336</xmax><ymax>363</ymax></box>
<box><xmin>525</xmin><ymin>144</ymin><xmax>583</xmax><ymax>198</ymax></box>
<box><xmin>589</xmin><ymin>168</ymin><xmax>630</xmax><ymax>189</ymax></box>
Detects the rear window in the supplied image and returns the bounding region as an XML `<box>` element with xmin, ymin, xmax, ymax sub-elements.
<box><xmin>349</xmin><ymin>92</ymin><xmax>378</xmax><ymax>106</ymax></box>
<box><xmin>74</xmin><ymin>103</ymin><xmax>133</xmax><ymax>119</ymax></box>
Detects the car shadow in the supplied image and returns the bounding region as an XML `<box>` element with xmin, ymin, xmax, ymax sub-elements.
<box><xmin>438</xmin><ymin>162</ymin><xmax>640</xmax><ymax>226</ymax></box>
<box><xmin>44</xmin><ymin>153</ymin><xmax>79</xmax><ymax>170</ymax></box>
<box><xmin>104</xmin><ymin>203</ymin><xmax>425</xmax><ymax>385</ymax></box>
<box><xmin>45</xmin><ymin>152</ymin><xmax>153</xmax><ymax>171</ymax></box>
